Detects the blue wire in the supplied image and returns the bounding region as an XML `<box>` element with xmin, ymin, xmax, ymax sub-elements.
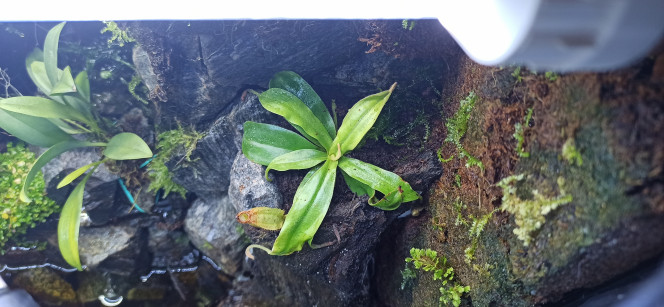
<box><xmin>118</xmin><ymin>178</ymin><xmax>145</xmax><ymax>213</ymax></box>
<box><xmin>154</xmin><ymin>189</ymin><xmax>162</xmax><ymax>204</ymax></box>
<box><xmin>139</xmin><ymin>154</ymin><xmax>157</xmax><ymax>169</ymax></box>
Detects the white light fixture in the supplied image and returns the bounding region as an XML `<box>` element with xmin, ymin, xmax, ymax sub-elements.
<box><xmin>1</xmin><ymin>0</ymin><xmax>663</xmax><ymax>71</ymax></box>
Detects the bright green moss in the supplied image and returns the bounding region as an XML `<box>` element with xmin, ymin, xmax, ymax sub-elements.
<box><xmin>147</xmin><ymin>126</ymin><xmax>204</xmax><ymax>198</ymax></box>
<box><xmin>464</xmin><ymin>210</ymin><xmax>495</xmax><ymax>264</ymax></box>
<box><xmin>514</xmin><ymin>108</ymin><xmax>533</xmax><ymax>158</ymax></box>
<box><xmin>497</xmin><ymin>174</ymin><xmax>573</xmax><ymax>246</ymax></box>
<box><xmin>101</xmin><ymin>21</ymin><xmax>135</xmax><ymax>47</ymax></box>
<box><xmin>544</xmin><ymin>71</ymin><xmax>559</xmax><ymax>82</ymax></box>
<box><xmin>404</xmin><ymin>248</ymin><xmax>470</xmax><ymax>307</ymax></box>
<box><xmin>445</xmin><ymin>92</ymin><xmax>477</xmax><ymax>148</ymax></box>
<box><xmin>443</xmin><ymin>92</ymin><xmax>484</xmax><ymax>171</ymax></box>
<box><xmin>511</xmin><ymin>67</ymin><xmax>523</xmax><ymax>83</ymax></box>
<box><xmin>127</xmin><ymin>74</ymin><xmax>149</xmax><ymax>105</ymax></box>
<box><xmin>0</xmin><ymin>143</ymin><xmax>58</xmax><ymax>250</ymax></box>
<box><xmin>562</xmin><ymin>138</ymin><xmax>583</xmax><ymax>166</ymax></box>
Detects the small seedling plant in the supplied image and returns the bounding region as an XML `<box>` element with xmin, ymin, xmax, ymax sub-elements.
<box><xmin>237</xmin><ymin>71</ymin><xmax>419</xmax><ymax>256</ymax></box>
<box><xmin>0</xmin><ymin>22</ymin><xmax>152</xmax><ymax>270</ymax></box>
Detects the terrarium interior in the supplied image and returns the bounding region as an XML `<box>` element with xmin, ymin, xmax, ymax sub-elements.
<box><xmin>0</xmin><ymin>20</ymin><xmax>663</xmax><ymax>307</ymax></box>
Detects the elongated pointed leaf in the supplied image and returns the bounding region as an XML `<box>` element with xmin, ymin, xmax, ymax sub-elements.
<box><xmin>242</xmin><ymin>121</ymin><xmax>318</xmax><ymax>166</ymax></box>
<box><xmin>57</xmin><ymin>161</ymin><xmax>100</xmax><ymax>188</ymax></box>
<box><xmin>44</xmin><ymin>22</ymin><xmax>66</xmax><ymax>86</ymax></box>
<box><xmin>269</xmin><ymin>71</ymin><xmax>336</xmax><ymax>139</ymax></box>
<box><xmin>258</xmin><ymin>88</ymin><xmax>333</xmax><ymax>150</ymax></box>
<box><xmin>265</xmin><ymin>149</ymin><xmax>326</xmax><ymax>180</ymax></box>
<box><xmin>58</xmin><ymin>167</ymin><xmax>94</xmax><ymax>270</ymax></box>
<box><xmin>74</xmin><ymin>71</ymin><xmax>90</xmax><ymax>103</ymax></box>
<box><xmin>26</xmin><ymin>50</ymin><xmax>52</xmax><ymax>94</ymax></box>
<box><xmin>0</xmin><ymin>96</ymin><xmax>89</xmax><ymax>123</ymax></box>
<box><xmin>341</xmin><ymin>169</ymin><xmax>373</xmax><ymax>197</ymax></box>
<box><xmin>21</xmin><ymin>140</ymin><xmax>105</xmax><ymax>202</ymax></box>
<box><xmin>50</xmin><ymin>66</ymin><xmax>77</xmax><ymax>95</ymax></box>
<box><xmin>103</xmin><ymin>133</ymin><xmax>153</xmax><ymax>160</ymax></box>
<box><xmin>0</xmin><ymin>109</ymin><xmax>73</xmax><ymax>147</ymax></box>
<box><xmin>332</xmin><ymin>83</ymin><xmax>396</xmax><ymax>155</ymax></box>
<box><xmin>48</xmin><ymin>118</ymin><xmax>86</xmax><ymax>134</ymax></box>
<box><xmin>338</xmin><ymin>156</ymin><xmax>419</xmax><ymax>210</ymax></box>
<box><xmin>271</xmin><ymin>159</ymin><xmax>337</xmax><ymax>255</ymax></box>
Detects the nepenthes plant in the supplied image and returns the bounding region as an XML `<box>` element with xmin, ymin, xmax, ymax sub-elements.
<box><xmin>237</xmin><ymin>71</ymin><xmax>420</xmax><ymax>256</ymax></box>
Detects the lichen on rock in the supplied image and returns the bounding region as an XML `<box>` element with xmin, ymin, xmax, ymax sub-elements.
<box><xmin>497</xmin><ymin>174</ymin><xmax>573</xmax><ymax>246</ymax></box>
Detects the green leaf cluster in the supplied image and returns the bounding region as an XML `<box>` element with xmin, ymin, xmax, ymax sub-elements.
<box><xmin>0</xmin><ymin>23</ymin><xmax>153</xmax><ymax>270</ymax></box>
<box><xmin>512</xmin><ymin>67</ymin><xmax>523</xmax><ymax>83</ymax></box>
<box><xmin>544</xmin><ymin>71</ymin><xmax>559</xmax><ymax>82</ymax></box>
<box><xmin>514</xmin><ymin>108</ymin><xmax>533</xmax><ymax>158</ymax></box>
<box><xmin>147</xmin><ymin>125</ymin><xmax>204</xmax><ymax>199</ymax></box>
<box><xmin>405</xmin><ymin>248</ymin><xmax>470</xmax><ymax>307</ymax></box>
<box><xmin>451</xmin><ymin>197</ymin><xmax>495</xmax><ymax>264</ymax></box>
<box><xmin>561</xmin><ymin>138</ymin><xmax>583</xmax><ymax>167</ymax></box>
<box><xmin>0</xmin><ymin>143</ymin><xmax>58</xmax><ymax>250</ymax></box>
<box><xmin>401</xmin><ymin>20</ymin><xmax>416</xmax><ymax>31</ymax></box>
<box><xmin>497</xmin><ymin>174</ymin><xmax>573</xmax><ymax>246</ymax></box>
<box><xmin>442</xmin><ymin>92</ymin><xmax>484</xmax><ymax>171</ymax></box>
<box><xmin>239</xmin><ymin>71</ymin><xmax>419</xmax><ymax>256</ymax></box>
<box><xmin>100</xmin><ymin>21</ymin><xmax>135</xmax><ymax>47</ymax></box>
<box><xmin>464</xmin><ymin>210</ymin><xmax>495</xmax><ymax>264</ymax></box>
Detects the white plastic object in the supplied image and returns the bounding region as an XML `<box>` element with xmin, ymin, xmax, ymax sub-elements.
<box><xmin>437</xmin><ymin>0</ymin><xmax>664</xmax><ymax>72</ymax></box>
<box><xmin>1</xmin><ymin>0</ymin><xmax>663</xmax><ymax>71</ymax></box>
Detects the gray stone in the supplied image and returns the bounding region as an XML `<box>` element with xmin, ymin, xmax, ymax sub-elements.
<box><xmin>228</xmin><ymin>153</ymin><xmax>283</xmax><ymax>213</ymax></box>
<box><xmin>167</xmin><ymin>94</ymin><xmax>275</xmax><ymax>200</ymax></box>
<box><xmin>40</xmin><ymin>147</ymin><xmax>116</xmax><ymax>186</ymax></box>
<box><xmin>132</xmin><ymin>45</ymin><xmax>159</xmax><ymax>96</ymax></box>
<box><xmin>77</xmin><ymin>223</ymin><xmax>140</xmax><ymax>268</ymax></box>
<box><xmin>184</xmin><ymin>195</ymin><xmax>246</xmax><ymax>276</ymax></box>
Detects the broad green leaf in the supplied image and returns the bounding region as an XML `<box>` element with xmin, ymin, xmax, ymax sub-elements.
<box><xmin>26</xmin><ymin>50</ymin><xmax>52</xmax><ymax>94</ymax></box>
<box><xmin>58</xmin><ymin>166</ymin><xmax>95</xmax><ymax>270</ymax></box>
<box><xmin>103</xmin><ymin>133</ymin><xmax>153</xmax><ymax>160</ymax></box>
<box><xmin>0</xmin><ymin>96</ymin><xmax>89</xmax><ymax>123</ymax></box>
<box><xmin>341</xmin><ymin>169</ymin><xmax>373</xmax><ymax>197</ymax></box>
<box><xmin>0</xmin><ymin>109</ymin><xmax>73</xmax><ymax>147</ymax></box>
<box><xmin>331</xmin><ymin>83</ymin><xmax>396</xmax><ymax>156</ymax></box>
<box><xmin>338</xmin><ymin>156</ymin><xmax>419</xmax><ymax>210</ymax></box>
<box><xmin>20</xmin><ymin>140</ymin><xmax>105</xmax><ymax>202</ymax></box>
<box><xmin>271</xmin><ymin>159</ymin><xmax>337</xmax><ymax>255</ymax></box>
<box><xmin>236</xmin><ymin>207</ymin><xmax>286</xmax><ymax>231</ymax></box>
<box><xmin>269</xmin><ymin>71</ymin><xmax>336</xmax><ymax>139</ymax></box>
<box><xmin>242</xmin><ymin>121</ymin><xmax>318</xmax><ymax>166</ymax></box>
<box><xmin>44</xmin><ymin>22</ymin><xmax>65</xmax><ymax>86</ymax></box>
<box><xmin>74</xmin><ymin>71</ymin><xmax>90</xmax><ymax>103</ymax></box>
<box><xmin>57</xmin><ymin>161</ymin><xmax>101</xmax><ymax>188</ymax></box>
<box><xmin>265</xmin><ymin>149</ymin><xmax>327</xmax><ymax>180</ymax></box>
<box><xmin>50</xmin><ymin>66</ymin><xmax>77</xmax><ymax>95</ymax></box>
<box><xmin>258</xmin><ymin>88</ymin><xmax>333</xmax><ymax>150</ymax></box>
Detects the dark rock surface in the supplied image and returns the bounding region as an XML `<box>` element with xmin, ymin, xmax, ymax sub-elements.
<box><xmin>129</xmin><ymin>20</ymin><xmax>369</xmax><ymax>128</ymax></box>
<box><xmin>226</xmin><ymin>144</ymin><xmax>442</xmax><ymax>306</ymax></box>
<box><xmin>167</xmin><ymin>94</ymin><xmax>275</xmax><ymax>201</ymax></box>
